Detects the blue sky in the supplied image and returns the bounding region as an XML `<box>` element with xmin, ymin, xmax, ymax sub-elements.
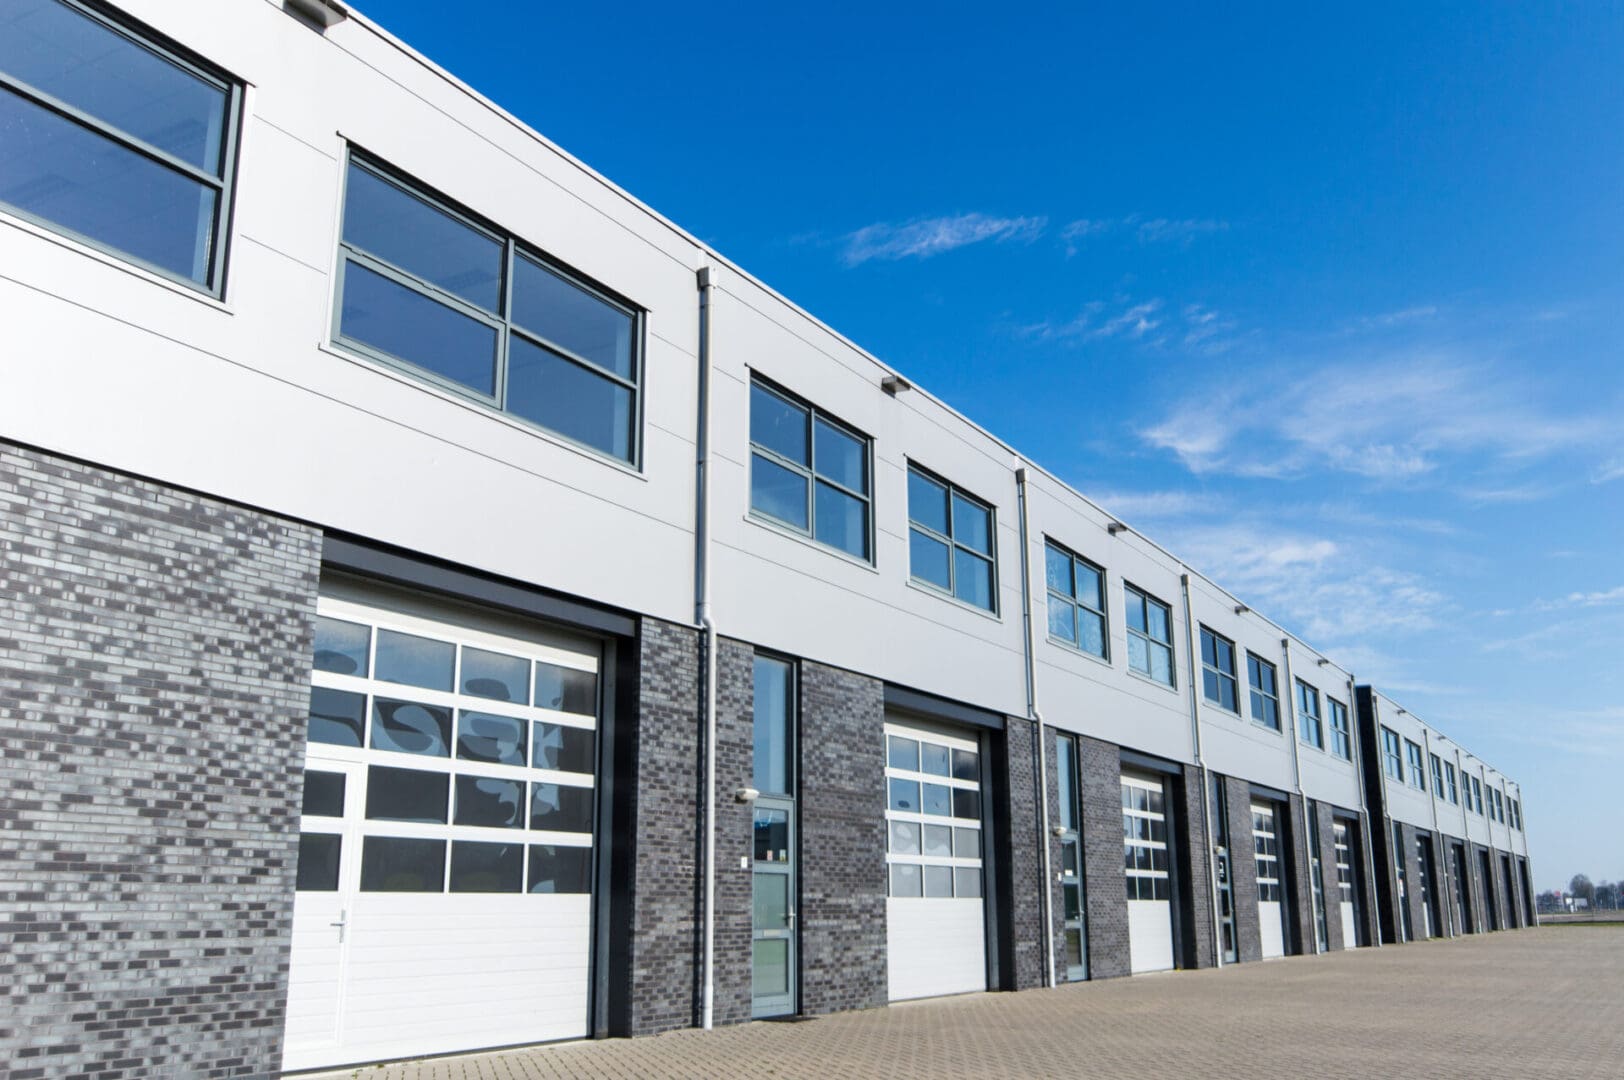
<box><xmin>364</xmin><ymin>2</ymin><xmax>1623</xmax><ymax>889</ymax></box>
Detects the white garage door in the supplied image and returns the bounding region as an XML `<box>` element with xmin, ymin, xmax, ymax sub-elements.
<box><xmin>1252</xmin><ymin>803</ymin><xmax>1287</xmax><ymax>959</ymax></box>
<box><xmin>884</xmin><ymin>718</ymin><xmax>986</xmax><ymax>1002</ymax></box>
<box><xmin>1122</xmin><ymin>772</ymin><xmax>1174</xmax><ymax>974</ymax></box>
<box><xmin>283</xmin><ymin>586</ymin><xmax>600</xmax><ymax>1072</ymax></box>
<box><xmin>1334</xmin><ymin>820</ymin><xmax>1357</xmax><ymax>947</ymax></box>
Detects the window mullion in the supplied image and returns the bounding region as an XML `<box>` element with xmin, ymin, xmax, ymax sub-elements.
<box><xmin>497</xmin><ymin>239</ymin><xmax>515</xmax><ymax>410</ymax></box>
<box><xmin>341</xmin><ymin>246</ymin><xmax>505</xmax><ymax>328</ymax></box>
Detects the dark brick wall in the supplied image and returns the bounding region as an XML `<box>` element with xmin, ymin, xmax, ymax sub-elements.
<box><xmin>1043</xmin><ymin>726</ymin><xmax>1070</xmax><ymax>985</ymax></box>
<box><xmin>1315</xmin><ymin>802</ymin><xmax>1345</xmax><ymax>952</ymax></box>
<box><xmin>0</xmin><ymin>443</ymin><xmax>320</xmax><ymax>1080</ymax></box>
<box><xmin>1352</xmin><ymin>815</ymin><xmax>1382</xmax><ymax>948</ymax></box>
<box><xmin>1431</xmin><ymin>830</ymin><xmax>1458</xmax><ymax>938</ymax></box>
<box><xmin>1178</xmin><ymin>765</ymin><xmax>1215</xmax><ymax>970</ymax></box>
<box><xmin>1225</xmin><ymin>776</ymin><xmax>1262</xmax><ymax>964</ymax></box>
<box><xmin>1078</xmin><ymin>736</ymin><xmax>1129</xmax><ymax>979</ymax></box>
<box><xmin>1396</xmin><ymin>822</ymin><xmax>1428</xmax><ymax>941</ymax></box>
<box><xmin>619</xmin><ymin>617</ymin><xmax>703</xmax><ymax>1035</ymax></box>
<box><xmin>1000</xmin><ymin>716</ymin><xmax>1047</xmax><ymax>990</ymax></box>
<box><xmin>711</xmin><ymin>638</ymin><xmax>755</xmax><ymax>1025</ymax></box>
<box><xmin>798</xmin><ymin>661</ymin><xmax>886</xmax><ymax>1014</ymax></box>
<box><xmin>1500</xmin><ymin>853</ymin><xmax>1523</xmax><ymax>929</ymax></box>
<box><xmin>1285</xmin><ymin>794</ymin><xmax>1313</xmax><ymax>955</ymax></box>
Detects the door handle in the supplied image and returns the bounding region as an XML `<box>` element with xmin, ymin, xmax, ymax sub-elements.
<box><xmin>329</xmin><ymin>910</ymin><xmax>348</xmax><ymax>943</ymax></box>
<box><xmin>785</xmin><ymin>909</ymin><xmax>796</xmax><ymax>927</ymax></box>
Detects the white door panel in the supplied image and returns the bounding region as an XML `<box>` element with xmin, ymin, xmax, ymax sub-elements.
<box><xmin>1340</xmin><ymin>901</ymin><xmax>1357</xmax><ymax>947</ymax></box>
<box><xmin>887</xmin><ymin>898</ymin><xmax>986</xmax><ymax>1001</ymax></box>
<box><xmin>1128</xmin><ymin>901</ymin><xmax>1175</xmax><ymax>973</ymax></box>
<box><xmin>1259</xmin><ymin>900</ymin><xmax>1286</xmax><ymax>959</ymax></box>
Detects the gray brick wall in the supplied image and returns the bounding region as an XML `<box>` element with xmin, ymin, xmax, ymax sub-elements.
<box><xmin>711</xmin><ymin>638</ymin><xmax>755</xmax><ymax>1025</ymax></box>
<box><xmin>1316</xmin><ymin>803</ymin><xmax>1346</xmax><ymax>952</ymax></box>
<box><xmin>1000</xmin><ymin>716</ymin><xmax>1047</xmax><ymax>990</ymax></box>
<box><xmin>1226</xmin><ymin>776</ymin><xmax>1262</xmax><ymax>964</ymax></box>
<box><xmin>0</xmin><ymin>443</ymin><xmax>320</xmax><ymax>1080</ymax></box>
<box><xmin>1078</xmin><ymin>736</ymin><xmax>1129</xmax><ymax>979</ymax></box>
<box><xmin>620</xmin><ymin>617</ymin><xmax>703</xmax><ymax>1035</ymax></box>
<box><xmin>1286</xmin><ymin>794</ymin><xmax>1313</xmax><ymax>955</ymax></box>
<box><xmin>798</xmin><ymin>661</ymin><xmax>886</xmax><ymax>1014</ymax></box>
<box><xmin>1178</xmin><ymin>765</ymin><xmax>1215</xmax><ymax>969</ymax></box>
<box><xmin>1353</xmin><ymin>814</ymin><xmax>1382</xmax><ymax>947</ymax></box>
<box><xmin>1431</xmin><ymin>830</ymin><xmax>1458</xmax><ymax>938</ymax></box>
<box><xmin>1398</xmin><ymin>822</ymin><xmax>1429</xmax><ymax>941</ymax></box>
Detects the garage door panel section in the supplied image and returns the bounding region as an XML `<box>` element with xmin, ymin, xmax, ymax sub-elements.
<box><xmin>1122</xmin><ymin>772</ymin><xmax>1175</xmax><ymax>974</ymax></box>
<box><xmin>284</xmin><ymin>587</ymin><xmax>602</xmax><ymax>1072</ymax></box>
<box><xmin>885</xmin><ymin>717</ymin><xmax>988</xmax><ymax>1002</ymax></box>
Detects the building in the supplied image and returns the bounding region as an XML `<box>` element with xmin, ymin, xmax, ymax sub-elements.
<box><xmin>0</xmin><ymin>0</ymin><xmax>1535</xmax><ymax>1076</ymax></box>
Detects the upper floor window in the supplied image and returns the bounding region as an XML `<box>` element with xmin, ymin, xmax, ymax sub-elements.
<box><xmin>1493</xmin><ymin>788</ymin><xmax>1504</xmax><ymax>823</ymax></box>
<box><xmin>0</xmin><ymin>0</ymin><xmax>241</xmax><ymax>293</ymax></box>
<box><xmin>1123</xmin><ymin>584</ymin><xmax>1174</xmax><ymax>686</ymax></box>
<box><xmin>1328</xmin><ymin>697</ymin><xmax>1351</xmax><ymax>760</ymax></box>
<box><xmin>1199</xmin><ymin>627</ymin><xmax>1238</xmax><ymax>712</ymax></box>
<box><xmin>749</xmin><ymin>379</ymin><xmax>871</xmax><ymax>560</ymax></box>
<box><xmin>334</xmin><ymin>154</ymin><xmax>641</xmax><ymax>464</ymax></box>
<box><xmin>1511</xmin><ymin>798</ymin><xmax>1521</xmax><ymax>830</ymax></box>
<box><xmin>1296</xmin><ymin>680</ymin><xmax>1323</xmax><ymax>749</ymax></box>
<box><xmin>1046</xmin><ymin>541</ymin><xmax>1106</xmax><ymax>657</ymax></box>
<box><xmin>1404</xmin><ymin>739</ymin><xmax>1426</xmax><ymax>791</ymax></box>
<box><xmin>1381</xmin><ymin>727</ymin><xmax>1403</xmax><ymax>781</ymax></box>
<box><xmin>752</xmin><ymin>655</ymin><xmax>795</xmax><ymax>797</ymax></box>
<box><xmin>1444</xmin><ymin>761</ymin><xmax>1458</xmax><ymax>805</ymax></box>
<box><xmin>1471</xmin><ymin>776</ymin><xmax>1483</xmax><ymax>814</ymax></box>
<box><xmin>908</xmin><ymin>466</ymin><xmax>996</xmax><ymax>612</ymax></box>
<box><xmin>1429</xmin><ymin>754</ymin><xmax>1446</xmax><ymax>800</ymax></box>
<box><xmin>1247</xmin><ymin>653</ymin><xmax>1280</xmax><ymax>731</ymax></box>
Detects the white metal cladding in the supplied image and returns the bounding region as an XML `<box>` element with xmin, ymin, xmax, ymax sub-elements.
<box><xmin>1334</xmin><ymin>820</ymin><xmax>1358</xmax><ymax>947</ymax></box>
<box><xmin>283</xmin><ymin>588</ymin><xmax>600</xmax><ymax>1071</ymax></box>
<box><xmin>883</xmin><ymin>717</ymin><xmax>987</xmax><ymax>1002</ymax></box>
<box><xmin>1252</xmin><ymin>803</ymin><xmax>1287</xmax><ymax>959</ymax></box>
<box><xmin>1122</xmin><ymin>772</ymin><xmax>1174</xmax><ymax>974</ymax></box>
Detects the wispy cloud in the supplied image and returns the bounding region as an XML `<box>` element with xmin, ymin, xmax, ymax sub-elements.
<box><xmin>1593</xmin><ymin>457</ymin><xmax>1624</xmax><ymax>484</ymax></box>
<box><xmin>841</xmin><ymin>213</ymin><xmax>1046</xmax><ymax>265</ymax></box>
<box><xmin>1140</xmin><ymin>354</ymin><xmax>1613</xmax><ymax>486</ymax></box>
<box><xmin>1085</xmin><ymin>489</ymin><xmax>1225</xmax><ymax>522</ymax></box>
<box><xmin>1533</xmin><ymin>585</ymin><xmax>1624</xmax><ymax>611</ymax></box>
<box><xmin>1348</xmin><ymin>305</ymin><xmax>1440</xmax><ymax>331</ymax></box>
<box><xmin>1059</xmin><ymin>214</ymin><xmax>1230</xmax><ymax>253</ymax></box>
<box><xmin>1020</xmin><ymin>297</ymin><xmax>1165</xmax><ymax>344</ymax></box>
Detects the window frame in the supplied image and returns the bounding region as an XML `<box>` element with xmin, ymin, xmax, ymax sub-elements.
<box><xmin>1246</xmin><ymin>652</ymin><xmax>1281</xmax><ymax>731</ymax></box>
<box><xmin>747</xmin><ymin>376</ymin><xmax>874</xmax><ymax>562</ymax></box>
<box><xmin>906</xmin><ymin>462</ymin><xmax>999</xmax><ymax>614</ymax></box>
<box><xmin>1404</xmin><ymin>739</ymin><xmax>1426</xmax><ymax>791</ymax></box>
<box><xmin>1471</xmin><ymin>776</ymin><xmax>1483</xmax><ymax>814</ymax></box>
<box><xmin>0</xmin><ymin>0</ymin><xmax>244</xmax><ymax>296</ymax></box>
<box><xmin>1381</xmin><ymin>727</ymin><xmax>1404</xmax><ymax>781</ymax></box>
<box><xmin>1122</xmin><ymin>582</ymin><xmax>1176</xmax><ymax>687</ymax></box>
<box><xmin>1429</xmin><ymin>754</ymin><xmax>1446</xmax><ymax>801</ymax></box>
<box><xmin>331</xmin><ymin>151</ymin><xmax>646</xmax><ymax>468</ymax></box>
<box><xmin>1295</xmin><ymin>679</ymin><xmax>1324</xmax><ymax>750</ymax></box>
<box><xmin>1199</xmin><ymin>626</ymin><xmax>1239</xmax><ymax>714</ymax></box>
<box><xmin>1044</xmin><ymin>538</ymin><xmax>1109</xmax><ymax>660</ymax></box>
<box><xmin>1327</xmin><ymin>697</ymin><xmax>1351</xmax><ymax>760</ymax></box>
<box><xmin>751</xmin><ymin>653</ymin><xmax>797</xmax><ymax>798</ymax></box>
<box><xmin>1444</xmin><ymin>761</ymin><xmax>1458</xmax><ymax>805</ymax></box>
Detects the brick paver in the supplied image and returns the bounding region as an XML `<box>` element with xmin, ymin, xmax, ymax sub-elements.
<box><xmin>300</xmin><ymin>928</ymin><xmax>1622</xmax><ymax>1080</ymax></box>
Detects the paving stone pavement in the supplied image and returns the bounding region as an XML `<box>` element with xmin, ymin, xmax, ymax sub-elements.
<box><xmin>300</xmin><ymin>928</ymin><xmax>1623</xmax><ymax>1080</ymax></box>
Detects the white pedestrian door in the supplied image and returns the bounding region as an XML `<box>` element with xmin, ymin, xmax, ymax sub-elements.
<box><xmin>1334</xmin><ymin>821</ymin><xmax>1358</xmax><ymax>946</ymax></box>
<box><xmin>1122</xmin><ymin>773</ymin><xmax>1175</xmax><ymax>974</ymax></box>
<box><xmin>1252</xmin><ymin>803</ymin><xmax>1287</xmax><ymax>959</ymax></box>
<box><xmin>283</xmin><ymin>588</ymin><xmax>601</xmax><ymax>1072</ymax></box>
<box><xmin>884</xmin><ymin>718</ymin><xmax>987</xmax><ymax>1002</ymax></box>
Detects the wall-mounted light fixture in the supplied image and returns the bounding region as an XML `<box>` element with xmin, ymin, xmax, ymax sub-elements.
<box><xmin>284</xmin><ymin>0</ymin><xmax>348</xmax><ymax>28</ymax></box>
<box><xmin>1317</xmin><ymin>658</ymin><xmax>1331</xmax><ymax>667</ymax></box>
<box><xmin>1396</xmin><ymin>708</ymin><xmax>1408</xmax><ymax>716</ymax></box>
<box><xmin>1234</xmin><ymin>604</ymin><xmax>1249</xmax><ymax>615</ymax></box>
<box><xmin>734</xmin><ymin>787</ymin><xmax>760</xmax><ymax>804</ymax></box>
<box><xmin>1107</xmin><ymin>522</ymin><xmax>1127</xmax><ymax>535</ymax></box>
<box><xmin>881</xmin><ymin>375</ymin><xmax>912</xmax><ymax>396</ymax></box>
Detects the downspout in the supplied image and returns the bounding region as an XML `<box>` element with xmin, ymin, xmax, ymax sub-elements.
<box><xmin>1351</xmin><ymin>677</ymin><xmax>1382</xmax><ymax>948</ymax></box>
<box><xmin>1179</xmin><ymin>574</ymin><xmax>1222</xmax><ymax>968</ymax></box>
<box><xmin>1420</xmin><ymin>728</ymin><xmax>1448</xmax><ymax>935</ymax></box>
<box><xmin>1015</xmin><ymin>467</ymin><xmax>1056</xmax><ymax>988</ymax></box>
<box><xmin>1277</xmin><ymin>639</ymin><xmax>1317</xmax><ymax>953</ymax></box>
<box><xmin>695</xmin><ymin>265</ymin><xmax>719</xmax><ymax>1030</ymax></box>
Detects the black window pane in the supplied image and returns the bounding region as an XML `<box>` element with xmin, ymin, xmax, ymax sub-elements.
<box><xmin>752</xmin><ymin>656</ymin><xmax>793</xmax><ymax>795</ymax></box>
<box><xmin>512</xmin><ymin>253</ymin><xmax>633</xmax><ymax>379</ymax></box>
<box><xmin>296</xmin><ymin>833</ymin><xmax>341</xmax><ymax>892</ymax></box>
<box><xmin>308</xmin><ymin>687</ymin><xmax>365</xmax><ymax>747</ymax></box>
<box><xmin>460</xmin><ymin>647</ymin><xmax>528</xmax><ymax>705</ymax></box>
<box><xmin>339</xmin><ymin>259</ymin><xmax>499</xmax><ymax>395</ymax></box>
<box><xmin>532</xmin><ymin>722</ymin><xmax>595</xmax><ymax>774</ymax></box>
<box><xmin>374</xmin><ymin>630</ymin><xmax>454</xmax><ymax>692</ymax></box>
<box><xmin>301</xmin><ymin>770</ymin><xmax>345</xmax><ymax>818</ymax></box>
<box><xmin>533</xmin><ymin>662</ymin><xmax>597</xmax><ymax>715</ymax></box>
<box><xmin>950</xmin><ymin>493</ymin><xmax>992</xmax><ymax>554</ymax></box>
<box><xmin>0</xmin><ymin>87</ymin><xmax>218</xmax><ymax>284</ymax></box>
<box><xmin>454</xmin><ymin>775</ymin><xmax>525</xmax><ymax>829</ymax></box>
<box><xmin>342</xmin><ymin>162</ymin><xmax>501</xmax><ymax>310</ymax></box>
<box><xmin>2</xmin><ymin>0</ymin><xmax>229</xmax><ymax>168</ymax></box>
<box><xmin>371</xmin><ymin>698</ymin><xmax>451</xmax><ymax>757</ymax></box>
<box><xmin>750</xmin><ymin>383</ymin><xmax>808</xmax><ymax>464</ymax></box>
<box><xmin>529</xmin><ymin>782</ymin><xmax>593</xmax><ymax>832</ymax></box>
<box><xmin>952</xmin><ymin>749</ymin><xmax>979</xmax><ymax>782</ymax></box>
<box><xmin>528</xmin><ymin>844</ymin><xmax>592</xmax><ymax>894</ymax></box>
<box><xmin>753</xmin><ymin>808</ymin><xmax>789</xmax><ymax>862</ymax></box>
<box><xmin>813</xmin><ymin>480</ymin><xmax>869</xmax><ymax>559</ymax></box>
<box><xmin>751</xmin><ymin>453</ymin><xmax>809</xmax><ymax>530</ymax></box>
<box><xmin>449</xmin><ymin>841</ymin><xmax>523</xmax><ymax>893</ymax></box>
<box><xmin>813</xmin><ymin>418</ymin><xmax>866</xmax><ymax>492</ymax></box>
<box><xmin>507</xmin><ymin>336</ymin><xmax>634</xmax><ymax>462</ymax></box>
<box><xmin>907</xmin><ymin>470</ymin><xmax>948</xmax><ymax>533</ymax></box>
<box><xmin>953</xmin><ymin>548</ymin><xmax>994</xmax><ymax>610</ymax></box>
<box><xmin>953</xmin><ymin>788</ymin><xmax>981</xmax><ymax>820</ymax></box>
<box><xmin>313</xmin><ymin>616</ymin><xmax>370</xmax><ymax>677</ymax></box>
<box><xmin>909</xmin><ymin>530</ymin><xmax>951</xmax><ymax>590</ymax></box>
<box><xmin>457</xmin><ymin>710</ymin><xmax>527</xmax><ymax>766</ymax></box>
<box><xmin>364</xmin><ymin>766</ymin><xmax>448</xmax><ymax>824</ymax></box>
<box><xmin>360</xmin><ymin>836</ymin><xmax>445</xmax><ymax>892</ymax></box>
